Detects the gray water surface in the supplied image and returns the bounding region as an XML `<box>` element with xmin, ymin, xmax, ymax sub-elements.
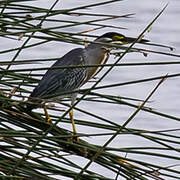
<box><xmin>1</xmin><ymin>0</ymin><xmax>180</xmax><ymax>179</ymax></box>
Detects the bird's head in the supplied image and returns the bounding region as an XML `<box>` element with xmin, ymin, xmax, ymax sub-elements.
<box><xmin>96</xmin><ymin>32</ymin><xmax>149</xmax><ymax>45</ymax></box>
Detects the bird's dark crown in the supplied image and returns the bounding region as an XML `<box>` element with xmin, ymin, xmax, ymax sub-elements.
<box><xmin>97</xmin><ymin>32</ymin><xmax>125</xmax><ymax>40</ymax></box>
<box><xmin>96</xmin><ymin>32</ymin><xmax>149</xmax><ymax>44</ymax></box>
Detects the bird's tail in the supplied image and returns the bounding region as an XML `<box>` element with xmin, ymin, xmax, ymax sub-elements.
<box><xmin>26</xmin><ymin>98</ymin><xmax>42</xmax><ymax>112</ymax></box>
<box><xmin>26</xmin><ymin>103</ymin><xmax>35</xmax><ymax>112</ymax></box>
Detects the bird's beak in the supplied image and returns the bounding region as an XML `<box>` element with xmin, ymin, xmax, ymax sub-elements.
<box><xmin>113</xmin><ymin>35</ymin><xmax>149</xmax><ymax>45</ymax></box>
<box><xmin>124</xmin><ymin>36</ymin><xmax>149</xmax><ymax>44</ymax></box>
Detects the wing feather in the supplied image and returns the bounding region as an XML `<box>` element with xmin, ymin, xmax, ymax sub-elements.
<box><xmin>30</xmin><ymin>48</ymin><xmax>87</xmax><ymax>99</ymax></box>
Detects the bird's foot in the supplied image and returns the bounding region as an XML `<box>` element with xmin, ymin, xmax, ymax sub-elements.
<box><xmin>46</xmin><ymin>116</ymin><xmax>52</xmax><ymax>124</ymax></box>
<box><xmin>72</xmin><ymin>133</ymin><xmax>79</xmax><ymax>142</ymax></box>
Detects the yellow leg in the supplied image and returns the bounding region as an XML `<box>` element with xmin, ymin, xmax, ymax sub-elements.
<box><xmin>43</xmin><ymin>105</ymin><xmax>51</xmax><ymax>124</ymax></box>
<box><xmin>69</xmin><ymin>108</ymin><xmax>79</xmax><ymax>141</ymax></box>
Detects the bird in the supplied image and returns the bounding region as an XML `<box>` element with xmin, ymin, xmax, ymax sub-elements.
<box><xmin>27</xmin><ymin>32</ymin><xmax>149</xmax><ymax>139</ymax></box>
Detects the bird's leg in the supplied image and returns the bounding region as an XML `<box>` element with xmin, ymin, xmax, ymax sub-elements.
<box><xmin>69</xmin><ymin>108</ymin><xmax>79</xmax><ymax>141</ymax></box>
<box><xmin>69</xmin><ymin>108</ymin><xmax>76</xmax><ymax>134</ymax></box>
<box><xmin>69</xmin><ymin>96</ymin><xmax>79</xmax><ymax>141</ymax></box>
<box><xmin>43</xmin><ymin>104</ymin><xmax>51</xmax><ymax>124</ymax></box>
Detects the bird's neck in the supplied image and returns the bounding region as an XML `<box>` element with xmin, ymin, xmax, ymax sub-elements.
<box><xmin>84</xmin><ymin>39</ymin><xmax>111</xmax><ymax>65</ymax></box>
<box><xmin>83</xmin><ymin>41</ymin><xmax>110</xmax><ymax>81</ymax></box>
<box><xmin>84</xmin><ymin>45</ymin><xmax>109</xmax><ymax>65</ymax></box>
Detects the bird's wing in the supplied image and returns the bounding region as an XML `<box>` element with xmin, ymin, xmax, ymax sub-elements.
<box><xmin>30</xmin><ymin>48</ymin><xmax>87</xmax><ymax>99</ymax></box>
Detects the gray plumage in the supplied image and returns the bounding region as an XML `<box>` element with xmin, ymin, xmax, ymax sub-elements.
<box><xmin>27</xmin><ymin>48</ymin><xmax>87</xmax><ymax>110</ymax></box>
<box><xmin>27</xmin><ymin>32</ymin><xmax>149</xmax><ymax>111</ymax></box>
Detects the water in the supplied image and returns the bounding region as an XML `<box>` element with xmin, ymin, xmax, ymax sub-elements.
<box><xmin>1</xmin><ymin>0</ymin><xmax>180</xmax><ymax>179</ymax></box>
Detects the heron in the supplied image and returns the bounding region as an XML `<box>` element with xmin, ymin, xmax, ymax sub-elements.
<box><xmin>27</xmin><ymin>32</ymin><xmax>148</xmax><ymax>140</ymax></box>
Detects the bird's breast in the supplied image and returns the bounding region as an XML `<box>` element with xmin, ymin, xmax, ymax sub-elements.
<box><xmin>85</xmin><ymin>51</ymin><xmax>109</xmax><ymax>82</ymax></box>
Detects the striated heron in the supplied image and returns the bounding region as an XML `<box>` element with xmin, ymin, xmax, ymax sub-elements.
<box><xmin>27</xmin><ymin>32</ymin><xmax>148</xmax><ymax>139</ymax></box>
